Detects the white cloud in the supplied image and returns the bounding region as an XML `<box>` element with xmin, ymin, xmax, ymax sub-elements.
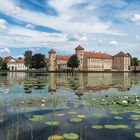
<box><xmin>109</xmin><ymin>40</ymin><xmax>119</xmax><ymax>46</ymax></box>
<box><xmin>131</xmin><ymin>14</ymin><xmax>140</xmax><ymax>22</ymax></box>
<box><xmin>0</xmin><ymin>19</ymin><xmax>7</xmax><ymax>29</ymax></box>
<box><xmin>0</xmin><ymin>48</ymin><xmax>10</xmax><ymax>54</ymax></box>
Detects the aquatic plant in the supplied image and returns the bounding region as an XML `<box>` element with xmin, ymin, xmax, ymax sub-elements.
<box><xmin>67</xmin><ymin>111</ymin><xmax>77</xmax><ymax>115</ymax></box>
<box><xmin>77</xmin><ymin>115</ymin><xmax>86</xmax><ymax>119</ymax></box>
<box><xmin>63</xmin><ymin>133</ymin><xmax>79</xmax><ymax>140</ymax></box>
<box><xmin>104</xmin><ymin>125</ymin><xmax>128</xmax><ymax>129</ymax></box>
<box><xmin>55</xmin><ymin>113</ymin><xmax>65</xmax><ymax>117</ymax></box>
<box><xmin>45</xmin><ymin>121</ymin><xmax>59</xmax><ymax>126</ymax></box>
<box><xmin>91</xmin><ymin>125</ymin><xmax>103</xmax><ymax>129</ymax></box>
<box><xmin>48</xmin><ymin>135</ymin><xmax>64</xmax><ymax>140</ymax></box>
<box><xmin>29</xmin><ymin>115</ymin><xmax>44</xmax><ymax>122</ymax></box>
<box><xmin>70</xmin><ymin>118</ymin><xmax>82</xmax><ymax>123</ymax></box>
<box><xmin>135</xmin><ymin>133</ymin><xmax>140</xmax><ymax>138</ymax></box>
<box><xmin>114</xmin><ymin>116</ymin><xmax>123</xmax><ymax>120</ymax></box>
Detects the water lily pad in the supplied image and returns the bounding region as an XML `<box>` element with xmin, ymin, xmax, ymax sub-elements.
<box><xmin>111</xmin><ymin>111</ymin><xmax>120</xmax><ymax>115</ymax></box>
<box><xmin>130</xmin><ymin>115</ymin><xmax>140</xmax><ymax>120</ymax></box>
<box><xmin>68</xmin><ymin>112</ymin><xmax>77</xmax><ymax>115</ymax></box>
<box><xmin>91</xmin><ymin>125</ymin><xmax>103</xmax><ymax>129</ymax></box>
<box><xmin>56</xmin><ymin>113</ymin><xmax>65</xmax><ymax>117</ymax></box>
<box><xmin>77</xmin><ymin>115</ymin><xmax>86</xmax><ymax>119</ymax></box>
<box><xmin>135</xmin><ymin>126</ymin><xmax>140</xmax><ymax>129</ymax></box>
<box><xmin>70</xmin><ymin>118</ymin><xmax>82</xmax><ymax>123</ymax></box>
<box><xmin>48</xmin><ymin>135</ymin><xmax>64</xmax><ymax>140</ymax></box>
<box><xmin>135</xmin><ymin>133</ymin><xmax>140</xmax><ymax>138</ymax></box>
<box><xmin>114</xmin><ymin>116</ymin><xmax>123</xmax><ymax>120</ymax></box>
<box><xmin>104</xmin><ymin>125</ymin><xmax>128</xmax><ymax>129</ymax></box>
<box><xmin>29</xmin><ymin>115</ymin><xmax>44</xmax><ymax>122</ymax></box>
<box><xmin>63</xmin><ymin>133</ymin><xmax>79</xmax><ymax>140</ymax></box>
<box><xmin>45</xmin><ymin>121</ymin><xmax>59</xmax><ymax>126</ymax></box>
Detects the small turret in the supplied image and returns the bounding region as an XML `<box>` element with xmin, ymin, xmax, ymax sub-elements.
<box><xmin>48</xmin><ymin>49</ymin><xmax>56</xmax><ymax>71</ymax></box>
<box><xmin>75</xmin><ymin>45</ymin><xmax>84</xmax><ymax>70</ymax></box>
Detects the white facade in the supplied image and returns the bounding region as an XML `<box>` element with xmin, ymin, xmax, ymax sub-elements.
<box><xmin>7</xmin><ymin>59</ymin><xmax>27</xmax><ymax>71</ymax></box>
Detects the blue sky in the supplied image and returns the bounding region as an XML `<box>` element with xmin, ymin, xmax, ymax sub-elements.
<box><xmin>0</xmin><ymin>0</ymin><xmax>140</xmax><ymax>58</ymax></box>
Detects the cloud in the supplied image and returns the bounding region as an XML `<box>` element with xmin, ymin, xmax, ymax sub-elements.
<box><xmin>66</xmin><ymin>32</ymin><xmax>87</xmax><ymax>42</ymax></box>
<box><xmin>25</xmin><ymin>23</ymin><xmax>35</xmax><ymax>29</ymax></box>
<box><xmin>109</xmin><ymin>40</ymin><xmax>119</xmax><ymax>46</ymax></box>
<box><xmin>0</xmin><ymin>19</ymin><xmax>7</xmax><ymax>29</ymax></box>
<box><xmin>0</xmin><ymin>48</ymin><xmax>10</xmax><ymax>54</ymax></box>
<box><xmin>131</xmin><ymin>14</ymin><xmax>140</xmax><ymax>22</ymax></box>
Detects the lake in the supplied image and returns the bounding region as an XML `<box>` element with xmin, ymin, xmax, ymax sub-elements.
<box><xmin>0</xmin><ymin>72</ymin><xmax>140</xmax><ymax>140</ymax></box>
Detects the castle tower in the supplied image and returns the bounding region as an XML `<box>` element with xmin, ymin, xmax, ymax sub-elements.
<box><xmin>75</xmin><ymin>45</ymin><xmax>84</xmax><ymax>70</ymax></box>
<box><xmin>48</xmin><ymin>49</ymin><xmax>56</xmax><ymax>71</ymax></box>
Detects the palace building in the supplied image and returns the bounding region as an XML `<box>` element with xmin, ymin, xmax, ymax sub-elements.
<box><xmin>48</xmin><ymin>45</ymin><xmax>131</xmax><ymax>71</ymax></box>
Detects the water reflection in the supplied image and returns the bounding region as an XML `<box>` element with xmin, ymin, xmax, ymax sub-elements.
<box><xmin>0</xmin><ymin>72</ymin><xmax>137</xmax><ymax>95</ymax></box>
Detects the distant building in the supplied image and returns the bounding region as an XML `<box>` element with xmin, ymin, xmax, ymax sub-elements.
<box><xmin>48</xmin><ymin>45</ymin><xmax>131</xmax><ymax>71</ymax></box>
<box><xmin>113</xmin><ymin>52</ymin><xmax>131</xmax><ymax>71</ymax></box>
<box><xmin>3</xmin><ymin>56</ymin><xmax>27</xmax><ymax>71</ymax></box>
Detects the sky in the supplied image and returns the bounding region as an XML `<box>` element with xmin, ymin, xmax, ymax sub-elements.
<box><xmin>0</xmin><ymin>0</ymin><xmax>140</xmax><ymax>58</ymax></box>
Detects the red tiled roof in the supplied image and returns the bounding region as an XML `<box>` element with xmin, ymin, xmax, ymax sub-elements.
<box><xmin>3</xmin><ymin>56</ymin><xmax>13</xmax><ymax>62</ymax></box>
<box><xmin>84</xmin><ymin>51</ymin><xmax>112</xmax><ymax>59</ymax></box>
<box><xmin>56</xmin><ymin>55</ymin><xmax>70</xmax><ymax>61</ymax></box>
<box><xmin>48</xmin><ymin>49</ymin><xmax>56</xmax><ymax>53</ymax></box>
<box><xmin>75</xmin><ymin>45</ymin><xmax>84</xmax><ymax>50</ymax></box>
<box><xmin>113</xmin><ymin>52</ymin><xmax>129</xmax><ymax>57</ymax></box>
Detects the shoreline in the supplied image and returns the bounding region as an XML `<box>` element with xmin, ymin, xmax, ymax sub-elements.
<box><xmin>0</xmin><ymin>70</ymin><xmax>139</xmax><ymax>73</ymax></box>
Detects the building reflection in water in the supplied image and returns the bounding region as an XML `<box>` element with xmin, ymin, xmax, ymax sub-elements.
<box><xmin>0</xmin><ymin>72</ymin><xmax>133</xmax><ymax>94</ymax></box>
<box><xmin>49</xmin><ymin>72</ymin><xmax>132</xmax><ymax>93</ymax></box>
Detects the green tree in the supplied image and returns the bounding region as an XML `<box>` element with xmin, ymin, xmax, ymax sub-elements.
<box><xmin>1</xmin><ymin>62</ymin><xmax>8</xmax><ymax>70</ymax></box>
<box><xmin>132</xmin><ymin>57</ymin><xmax>139</xmax><ymax>66</ymax></box>
<box><xmin>31</xmin><ymin>53</ymin><xmax>46</xmax><ymax>70</ymax></box>
<box><xmin>67</xmin><ymin>54</ymin><xmax>80</xmax><ymax>71</ymax></box>
<box><xmin>24</xmin><ymin>50</ymin><xmax>32</xmax><ymax>70</ymax></box>
<box><xmin>0</xmin><ymin>57</ymin><xmax>2</xmax><ymax>70</ymax></box>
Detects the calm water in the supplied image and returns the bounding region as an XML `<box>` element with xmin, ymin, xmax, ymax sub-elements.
<box><xmin>0</xmin><ymin>72</ymin><xmax>140</xmax><ymax>140</ymax></box>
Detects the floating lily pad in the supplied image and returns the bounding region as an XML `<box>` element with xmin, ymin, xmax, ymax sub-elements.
<box><xmin>33</xmin><ymin>115</ymin><xmax>44</xmax><ymax>119</ymax></box>
<box><xmin>29</xmin><ymin>115</ymin><xmax>44</xmax><ymax>122</ymax></box>
<box><xmin>104</xmin><ymin>125</ymin><xmax>128</xmax><ymax>129</ymax></box>
<box><xmin>70</xmin><ymin>118</ymin><xmax>82</xmax><ymax>123</ymax></box>
<box><xmin>56</xmin><ymin>113</ymin><xmax>65</xmax><ymax>117</ymax></box>
<box><xmin>135</xmin><ymin>133</ymin><xmax>140</xmax><ymax>138</ymax></box>
<box><xmin>114</xmin><ymin>116</ymin><xmax>123</xmax><ymax>120</ymax></box>
<box><xmin>135</xmin><ymin>126</ymin><xmax>140</xmax><ymax>129</ymax></box>
<box><xmin>91</xmin><ymin>125</ymin><xmax>103</xmax><ymax>129</ymax></box>
<box><xmin>68</xmin><ymin>112</ymin><xmax>77</xmax><ymax>115</ymax></box>
<box><xmin>48</xmin><ymin>135</ymin><xmax>64</xmax><ymax>140</ymax></box>
<box><xmin>63</xmin><ymin>133</ymin><xmax>79</xmax><ymax>140</ymax></box>
<box><xmin>77</xmin><ymin>115</ymin><xmax>86</xmax><ymax>119</ymax></box>
<box><xmin>45</xmin><ymin>121</ymin><xmax>59</xmax><ymax>126</ymax></box>
<box><xmin>130</xmin><ymin>115</ymin><xmax>140</xmax><ymax>120</ymax></box>
<box><xmin>111</xmin><ymin>111</ymin><xmax>120</xmax><ymax>115</ymax></box>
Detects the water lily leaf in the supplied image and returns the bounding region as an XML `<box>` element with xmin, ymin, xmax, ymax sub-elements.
<box><xmin>55</xmin><ymin>113</ymin><xmax>65</xmax><ymax>117</ymax></box>
<box><xmin>104</xmin><ymin>125</ymin><xmax>128</xmax><ymax>129</ymax></box>
<box><xmin>63</xmin><ymin>133</ymin><xmax>79</xmax><ymax>140</ymax></box>
<box><xmin>135</xmin><ymin>133</ymin><xmax>140</xmax><ymax>138</ymax></box>
<box><xmin>45</xmin><ymin>121</ymin><xmax>59</xmax><ymax>126</ymax></box>
<box><xmin>70</xmin><ymin>118</ymin><xmax>82</xmax><ymax>123</ymax></box>
<box><xmin>48</xmin><ymin>135</ymin><xmax>64</xmax><ymax>140</ymax></box>
<box><xmin>91</xmin><ymin>125</ymin><xmax>103</xmax><ymax>129</ymax></box>
<box><xmin>94</xmin><ymin>114</ymin><xmax>103</xmax><ymax>117</ymax></box>
<box><xmin>68</xmin><ymin>112</ymin><xmax>77</xmax><ymax>115</ymax></box>
<box><xmin>77</xmin><ymin>115</ymin><xmax>86</xmax><ymax>119</ymax></box>
<box><xmin>114</xmin><ymin>116</ymin><xmax>123</xmax><ymax>120</ymax></box>
<box><xmin>135</xmin><ymin>126</ymin><xmax>140</xmax><ymax>129</ymax></box>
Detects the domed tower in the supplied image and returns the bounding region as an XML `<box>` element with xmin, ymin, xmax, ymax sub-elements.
<box><xmin>75</xmin><ymin>45</ymin><xmax>84</xmax><ymax>70</ymax></box>
<box><xmin>48</xmin><ymin>49</ymin><xmax>56</xmax><ymax>71</ymax></box>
